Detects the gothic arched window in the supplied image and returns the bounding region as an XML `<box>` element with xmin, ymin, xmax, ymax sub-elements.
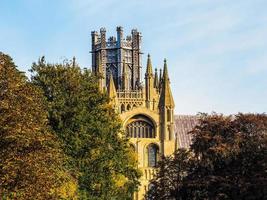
<box><xmin>127</xmin><ymin>104</ymin><xmax>131</xmax><ymax>110</ymax></box>
<box><xmin>121</xmin><ymin>104</ymin><xmax>125</xmax><ymax>112</ymax></box>
<box><xmin>126</xmin><ymin>115</ymin><xmax>155</xmax><ymax>138</ymax></box>
<box><xmin>147</xmin><ymin>144</ymin><xmax>159</xmax><ymax>167</ymax></box>
<box><xmin>106</xmin><ymin>64</ymin><xmax>119</xmax><ymax>88</ymax></box>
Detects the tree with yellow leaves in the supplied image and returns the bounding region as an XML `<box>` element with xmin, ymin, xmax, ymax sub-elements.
<box><xmin>0</xmin><ymin>53</ymin><xmax>78</xmax><ymax>200</ymax></box>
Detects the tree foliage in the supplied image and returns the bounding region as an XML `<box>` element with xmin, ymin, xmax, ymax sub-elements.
<box><xmin>146</xmin><ymin>149</ymin><xmax>192</xmax><ymax>200</ymax></box>
<box><xmin>0</xmin><ymin>53</ymin><xmax>77</xmax><ymax>200</ymax></box>
<box><xmin>30</xmin><ymin>57</ymin><xmax>140</xmax><ymax>199</ymax></box>
<box><xmin>146</xmin><ymin>113</ymin><xmax>267</xmax><ymax>200</ymax></box>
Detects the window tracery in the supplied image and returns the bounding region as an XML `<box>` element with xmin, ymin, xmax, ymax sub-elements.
<box><xmin>126</xmin><ymin>115</ymin><xmax>155</xmax><ymax>138</ymax></box>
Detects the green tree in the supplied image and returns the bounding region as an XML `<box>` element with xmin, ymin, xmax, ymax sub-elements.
<box><xmin>146</xmin><ymin>149</ymin><xmax>191</xmax><ymax>200</ymax></box>
<box><xmin>0</xmin><ymin>53</ymin><xmax>78</xmax><ymax>200</ymax></box>
<box><xmin>30</xmin><ymin>57</ymin><xmax>140</xmax><ymax>199</ymax></box>
<box><xmin>147</xmin><ymin>113</ymin><xmax>267</xmax><ymax>200</ymax></box>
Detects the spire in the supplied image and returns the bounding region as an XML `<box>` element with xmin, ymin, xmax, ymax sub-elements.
<box><xmin>159</xmin><ymin>68</ymin><xmax>162</xmax><ymax>81</ymax></box>
<box><xmin>159</xmin><ymin>59</ymin><xmax>174</xmax><ymax>108</ymax></box>
<box><xmin>146</xmin><ymin>54</ymin><xmax>153</xmax><ymax>75</ymax></box>
<box><xmin>145</xmin><ymin>54</ymin><xmax>154</xmax><ymax>109</ymax></box>
<box><xmin>163</xmin><ymin>58</ymin><xmax>169</xmax><ymax>81</ymax></box>
<box><xmin>108</xmin><ymin>73</ymin><xmax>118</xmax><ymax>106</ymax></box>
<box><xmin>159</xmin><ymin>68</ymin><xmax>163</xmax><ymax>93</ymax></box>
<box><xmin>154</xmin><ymin>68</ymin><xmax>159</xmax><ymax>90</ymax></box>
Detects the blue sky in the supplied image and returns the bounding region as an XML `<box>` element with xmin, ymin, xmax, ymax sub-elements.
<box><xmin>1</xmin><ymin>0</ymin><xmax>267</xmax><ymax>114</ymax></box>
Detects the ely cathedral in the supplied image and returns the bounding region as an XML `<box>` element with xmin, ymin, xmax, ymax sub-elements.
<box><xmin>91</xmin><ymin>27</ymin><xmax>197</xmax><ymax>199</ymax></box>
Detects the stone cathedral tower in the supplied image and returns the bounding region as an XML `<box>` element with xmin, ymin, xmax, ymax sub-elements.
<box><xmin>91</xmin><ymin>27</ymin><xmax>176</xmax><ymax>199</ymax></box>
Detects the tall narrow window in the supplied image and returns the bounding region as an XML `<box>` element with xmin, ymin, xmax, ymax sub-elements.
<box><xmin>121</xmin><ymin>104</ymin><xmax>125</xmax><ymax>112</ymax></box>
<box><xmin>167</xmin><ymin>109</ymin><xmax>171</xmax><ymax>122</ymax></box>
<box><xmin>148</xmin><ymin>144</ymin><xmax>159</xmax><ymax>167</ymax></box>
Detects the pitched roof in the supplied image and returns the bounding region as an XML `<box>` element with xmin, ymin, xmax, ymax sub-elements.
<box><xmin>174</xmin><ymin>115</ymin><xmax>199</xmax><ymax>149</ymax></box>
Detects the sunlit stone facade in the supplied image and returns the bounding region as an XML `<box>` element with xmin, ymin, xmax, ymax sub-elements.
<box><xmin>91</xmin><ymin>27</ymin><xmax>176</xmax><ymax>199</ymax></box>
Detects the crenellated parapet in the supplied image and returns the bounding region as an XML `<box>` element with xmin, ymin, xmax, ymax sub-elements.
<box><xmin>91</xmin><ymin>27</ymin><xmax>140</xmax><ymax>51</ymax></box>
<box><xmin>91</xmin><ymin>27</ymin><xmax>142</xmax><ymax>91</ymax></box>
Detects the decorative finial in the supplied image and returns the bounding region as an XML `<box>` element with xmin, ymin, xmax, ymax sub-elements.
<box><xmin>154</xmin><ymin>68</ymin><xmax>159</xmax><ymax>89</ymax></box>
<box><xmin>116</xmin><ymin>26</ymin><xmax>123</xmax><ymax>31</ymax></box>
<box><xmin>148</xmin><ymin>54</ymin><xmax>150</xmax><ymax>58</ymax></box>
<box><xmin>100</xmin><ymin>27</ymin><xmax>106</xmax><ymax>32</ymax></box>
